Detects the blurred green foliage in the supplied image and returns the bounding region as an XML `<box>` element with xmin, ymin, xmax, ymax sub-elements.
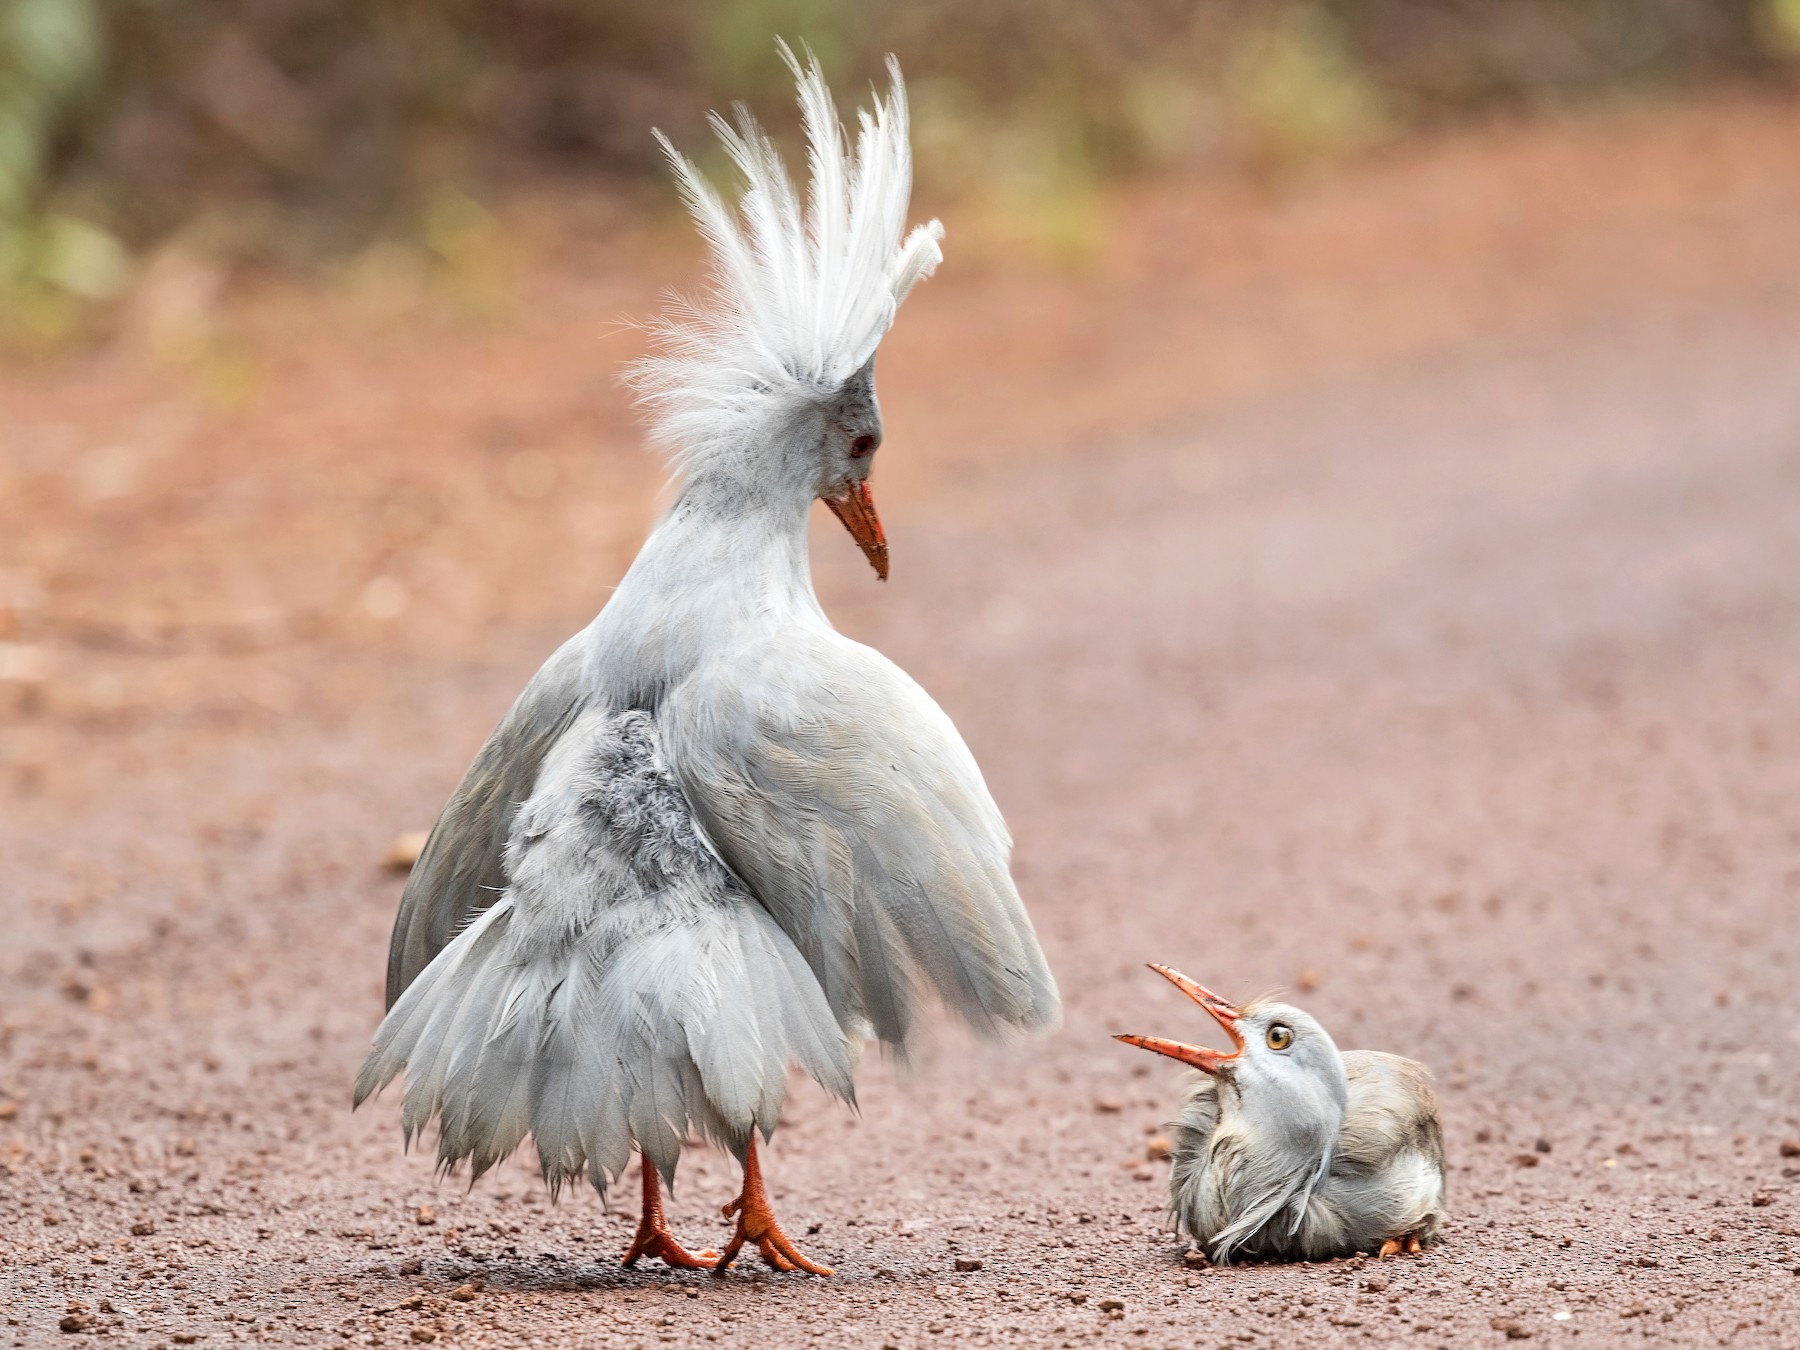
<box><xmin>1762</xmin><ymin>0</ymin><xmax>1800</xmax><ymax>49</ymax></box>
<box><xmin>1230</xmin><ymin>7</ymin><xmax>1391</xmax><ymax>165</ymax></box>
<box><xmin>1</xmin><ymin>0</ymin><xmax>126</xmax><ymax>338</ymax></box>
<box><xmin>0</xmin><ymin>0</ymin><xmax>1792</xmax><ymax>319</ymax></box>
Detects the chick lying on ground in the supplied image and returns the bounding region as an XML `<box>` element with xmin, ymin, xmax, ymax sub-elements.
<box><xmin>1117</xmin><ymin>965</ymin><xmax>1446</xmax><ymax>1264</ymax></box>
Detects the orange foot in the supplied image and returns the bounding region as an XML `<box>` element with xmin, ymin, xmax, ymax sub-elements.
<box><xmin>621</xmin><ymin>1153</ymin><xmax>717</xmax><ymax>1270</ymax></box>
<box><xmin>1377</xmin><ymin>1232</ymin><xmax>1425</xmax><ymax>1258</ymax></box>
<box><xmin>712</xmin><ymin>1136</ymin><xmax>833</xmax><ymax>1276</ymax></box>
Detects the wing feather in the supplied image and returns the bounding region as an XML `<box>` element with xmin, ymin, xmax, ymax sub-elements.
<box><xmin>384</xmin><ymin>634</ymin><xmax>592</xmax><ymax>1007</ymax></box>
<box><xmin>662</xmin><ymin>628</ymin><xmax>1059</xmax><ymax>1048</ymax></box>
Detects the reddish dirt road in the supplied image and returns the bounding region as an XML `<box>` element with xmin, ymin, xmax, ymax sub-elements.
<box><xmin>4</xmin><ymin>91</ymin><xmax>1800</xmax><ymax>1347</ymax></box>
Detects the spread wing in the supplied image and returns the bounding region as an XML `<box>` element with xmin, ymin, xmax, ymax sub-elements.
<box><xmin>659</xmin><ymin>627</ymin><xmax>1059</xmax><ymax>1048</ymax></box>
<box><xmin>384</xmin><ymin>634</ymin><xmax>592</xmax><ymax>1008</ymax></box>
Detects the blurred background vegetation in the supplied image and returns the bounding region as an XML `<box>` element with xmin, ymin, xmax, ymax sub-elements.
<box><xmin>4</xmin><ymin>0</ymin><xmax>1800</xmax><ymax>343</ymax></box>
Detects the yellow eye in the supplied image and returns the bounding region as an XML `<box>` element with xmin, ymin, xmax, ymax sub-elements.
<box><xmin>1266</xmin><ymin>1024</ymin><xmax>1294</xmax><ymax>1051</ymax></box>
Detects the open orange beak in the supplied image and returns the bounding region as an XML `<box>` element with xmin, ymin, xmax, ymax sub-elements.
<box><xmin>1114</xmin><ymin>964</ymin><xmax>1246</xmax><ymax>1074</ymax></box>
<box><xmin>824</xmin><ymin>480</ymin><xmax>888</xmax><ymax>581</ymax></box>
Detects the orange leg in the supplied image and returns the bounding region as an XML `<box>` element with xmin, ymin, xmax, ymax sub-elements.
<box><xmin>1378</xmin><ymin>1232</ymin><xmax>1426</xmax><ymax>1258</ymax></box>
<box><xmin>621</xmin><ymin>1154</ymin><xmax>717</xmax><ymax>1270</ymax></box>
<box><xmin>711</xmin><ymin>1136</ymin><xmax>833</xmax><ymax>1277</ymax></box>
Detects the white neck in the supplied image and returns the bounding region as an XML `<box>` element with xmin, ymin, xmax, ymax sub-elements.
<box><xmin>1203</xmin><ymin>1063</ymin><xmax>1347</xmax><ymax>1260</ymax></box>
<box><xmin>1233</xmin><ymin>1060</ymin><xmax>1345</xmax><ymax>1173</ymax></box>
<box><xmin>582</xmin><ymin>465</ymin><xmax>827</xmax><ymax>707</ymax></box>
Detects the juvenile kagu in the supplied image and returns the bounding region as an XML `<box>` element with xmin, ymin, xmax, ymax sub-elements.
<box><xmin>1118</xmin><ymin>965</ymin><xmax>1445</xmax><ymax>1264</ymax></box>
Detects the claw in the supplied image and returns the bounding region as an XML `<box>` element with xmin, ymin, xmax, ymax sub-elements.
<box><xmin>711</xmin><ymin>1136</ymin><xmax>833</xmax><ymax>1277</ymax></box>
<box><xmin>621</xmin><ymin>1154</ymin><xmax>717</xmax><ymax>1270</ymax></box>
<box><xmin>623</xmin><ymin>1229</ymin><xmax>718</xmax><ymax>1270</ymax></box>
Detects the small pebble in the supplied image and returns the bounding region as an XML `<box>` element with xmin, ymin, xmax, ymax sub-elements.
<box><xmin>1781</xmin><ymin>1139</ymin><xmax>1800</xmax><ymax>1159</ymax></box>
<box><xmin>387</xmin><ymin>831</ymin><xmax>430</xmax><ymax>870</ymax></box>
<box><xmin>953</xmin><ymin>1257</ymin><xmax>982</xmax><ymax>1272</ymax></box>
<box><xmin>450</xmin><ymin>1284</ymin><xmax>478</xmax><ymax>1302</ymax></box>
<box><xmin>1144</xmin><ymin>1135</ymin><xmax>1173</xmax><ymax>1161</ymax></box>
<box><xmin>416</xmin><ymin>1205</ymin><xmax>437</xmax><ymax>1226</ymax></box>
<box><xmin>1093</xmin><ymin>1097</ymin><xmax>1122</xmax><ymax>1114</ymax></box>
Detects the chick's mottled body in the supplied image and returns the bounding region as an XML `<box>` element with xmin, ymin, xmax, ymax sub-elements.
<box><xmin>1170</xmin><ymin>1041</ymin><xmax>1445</xmax><ymax>1262</ymax></box>
<box><xmin>1120</xmin><ymin>969</ymin><xmax>1445</xmax><ymax>1265</ymax></box>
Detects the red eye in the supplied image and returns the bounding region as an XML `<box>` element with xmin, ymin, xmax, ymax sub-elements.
<box><xmin>850</xmin><ymin>434</ymin><xmax>876</xmax><ymax>458</ymax></box>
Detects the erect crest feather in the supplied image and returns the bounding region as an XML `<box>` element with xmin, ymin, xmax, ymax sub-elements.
<box><xmin>627</xmin><ymin>42</ymin><xmax>944</xmax><ymax>464</ymax></box>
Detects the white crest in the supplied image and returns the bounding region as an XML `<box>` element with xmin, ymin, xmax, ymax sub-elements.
<box><xmin>628</xmin><ymin>43</ymin><xmax>944</xmax><ymax>463</ymax></box>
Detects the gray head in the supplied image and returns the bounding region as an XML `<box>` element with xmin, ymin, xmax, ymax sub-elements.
<box><xmin>1117</xmin><ymin>965</ymin><xmax>1349</xmax><ymax>1163</ymax></box>
<box><xmin>757</xmin><ymin>355</ymin><xmax>888</xmax><ymax>578</ymax></box>
<box><xmin>627</xmin><ymin>44</ymin><xmax>946</xmax><ymax>581</ymax></box>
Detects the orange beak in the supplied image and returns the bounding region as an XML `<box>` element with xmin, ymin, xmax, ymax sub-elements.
<box><xmin>824</xmin><ymin>480</ymin><xmax>888</xmax><ymax>581</ymax></box>
<box><xmin>1114</xmin><ymin>964</ymin><xmax>1246</xmax><ymax>1075</ymax></box>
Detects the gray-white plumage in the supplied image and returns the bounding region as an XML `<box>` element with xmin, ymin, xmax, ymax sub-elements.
<box><xmin>356</xmin><ymin>48</ymin><xmax>1059</xmax><ymax>1209</ymax></box>
<box><xmin>1118</xmin><ymin>968</ymin><xmax>1444</xmax><ymax>1264</ymax></box>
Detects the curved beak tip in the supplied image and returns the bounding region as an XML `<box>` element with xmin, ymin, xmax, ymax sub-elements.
<box><xmin>1133</xmin><ymin>961</ymin><xmax>1249</xmax><ymax>1061</ymax></box>
<box><xmin>824</xmin><ymin>481</ymin><xmax>888</xmax><ymax>580</ymax></box>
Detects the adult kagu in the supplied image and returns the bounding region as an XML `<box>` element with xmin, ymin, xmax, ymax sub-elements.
<box><xmin>356</xmin><ymin>46</ymin><xmax>1060</xmax><ymax>1277</ymax></box>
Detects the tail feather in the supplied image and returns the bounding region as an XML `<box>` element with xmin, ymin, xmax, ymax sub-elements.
<box><xmin>418</xmin><ymin>916</ymin><xmax>524</xmax><ymax>1162</ymax></box>
<box><xmin>356</xmin><ymin>892</ymin><xmax>852</xmax><ymax>1197</ymax></box>
<box><xmin>354</xmin><ymin>900</ymin><xmax>511</xmax><ymax>1138</ymax></box>
<box><xmin>460</xmin><ymin>977</ymin><xmax>548</xmax><ymax>1181</ymax></box>
<box><xmin>622</xmin><ymin>982</ymin><xmax>691</xmax><ymax>1183</ymax></box>
<box><xmin>527</xmin><ymin>961</ymin><xmax>597</xmax><ymax>1193</ymax></box>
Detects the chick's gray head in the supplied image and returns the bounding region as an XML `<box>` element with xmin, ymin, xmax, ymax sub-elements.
<box><xmin>1226</xmin><ymin>999</ymin><xmax>1350</xmax><ymax>1135</ymax></box>
<box><xmin>1116</xmin><ymin>966</ymin><xmax>1349</xmax><ymax>1127</ymax></box>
